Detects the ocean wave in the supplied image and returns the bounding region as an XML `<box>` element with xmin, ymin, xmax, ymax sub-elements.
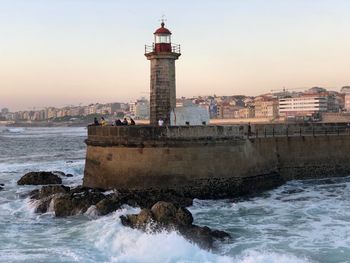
<box><xmin>83</xmin><ymin>207</ymin><xmax>233</xmax><ymax>263</ymax></box>
<box><xmin>2</xmin><ymin>127</ymin><xmax>26</xmax><ymax>134</ymax></box>
<box><xmin>234</xmin><ymin>250</ymin><xmax>312</xmax><ymax>263</ymax></box>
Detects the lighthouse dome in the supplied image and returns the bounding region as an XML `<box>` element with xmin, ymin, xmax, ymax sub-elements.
<box><xmin>154</xmin><ymin>22</ymin><xmax>172</xmax><ymax>35</ymax></box>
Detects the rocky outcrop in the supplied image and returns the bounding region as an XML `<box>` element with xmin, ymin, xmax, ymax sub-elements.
<box><xmin>28</xmin><ymin>185</ymin><xmax>229</xmax><ymax>249</ymax></box>
<box><xmin>52</xmin><ymin>171</ymin><xmax>74</xmax><ymax>177</ymax></box>
<box><xmin>0</xmin><ymin>183</ymin><xmax>4</xmax><ymax>191</ymax></box>
<box><xmin>29</xmin><ymin>185</ymin><xmax>193</xmax><ymax>217</ymax></box>
<box><xmin>54</xmin><ymin>188</ymin><xmax>105</xmax><ymax>217</ymax></box>
<box><xmin>30</xmin><ymin>185</ymin><xmax>105</xmax><ymax>216</ymax></box>
<box><xmin>120</xmin><ymin>201</ymin><xmax>230</xmax><ymax>249</ymax></box>
<box><xmin>18</xmin><ymin>172</ymin><xmax>62</xmax><ymax>185</ymax></box>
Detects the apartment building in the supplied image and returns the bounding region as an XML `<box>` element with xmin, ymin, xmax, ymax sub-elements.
<box><xmin>279</xmin><ymin>95</ymin><xmax>328</xmax><ymax>117</ymax></box>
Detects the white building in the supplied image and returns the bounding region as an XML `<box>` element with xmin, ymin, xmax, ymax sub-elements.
<box><xmin>344</xmin><ymin>95</ymin><xmax>350</xmax><ymax>112</ymax></box>
<box><xmin>130</xmin><ymin>98</ymin><xmax>150</xmax><ymax>119</ymax></box>
<box><xmin>279</xmin><ymin>96</ymin><xmax>328</xmax><ymax>117</ymax></box>
<box><xmin>170</xmin><ymin>101</ymin><xmax>210</xmax><ymax>126</ymax></box>
<box><xmin>340</xmin><ymin>86</ymin><xmax>350</xmax><ymax>112</ymax></box>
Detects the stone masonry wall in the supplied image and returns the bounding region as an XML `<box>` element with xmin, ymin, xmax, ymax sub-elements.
<box><xmin>147</xmin><ymin>54</ymin><xmax>178</xmax><ymax>126</ymax></box>
<box><xmin>84</xmin><ymin>125</ymin><xmax>350</xmax><ymax>198</ymax></box>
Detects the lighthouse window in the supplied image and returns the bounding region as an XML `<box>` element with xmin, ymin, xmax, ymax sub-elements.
<box><xmin>155</xmin><ymin>35</ymin><xmax>171</xmax><ymax>43</ymax></box>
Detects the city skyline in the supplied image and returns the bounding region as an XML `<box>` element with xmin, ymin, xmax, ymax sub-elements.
<box><xmin>1</xmin><ymin>0</ymin><xmax>350</xmax><ymax>111</ymax></box>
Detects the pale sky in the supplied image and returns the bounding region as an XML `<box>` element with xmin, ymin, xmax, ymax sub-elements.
<box><xmin>0</xmin><ymin>0</ymin><xmax>349</xmax><ymax>111</ymax></box>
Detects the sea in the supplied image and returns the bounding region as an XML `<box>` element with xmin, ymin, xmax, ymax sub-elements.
<box><xmin>0</xmin><ymin>127</ymin><xmax>350</xmax><ymax>263</ymax></box>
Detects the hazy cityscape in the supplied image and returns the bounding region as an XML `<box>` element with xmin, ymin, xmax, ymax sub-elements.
<box><xmin>2</xmin><ymin>86</ymin><xmax>350</xmax><ymax>125</ymax></box>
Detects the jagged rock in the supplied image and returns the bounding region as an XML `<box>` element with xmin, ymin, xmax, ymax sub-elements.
<box><xmin>136</xmin><ymin>209</ymin><xmax>154</xmax><ymax>226</ymax></box>
<box><xmin>30</xmin><ymin>185</ymin><xmax>193</xmax><ymax>218</ymax></box>
<box><xmin>53</xmin><ymin>194</ymin><xmax>76</xmax><ymax>217</ymax></box>
<box><xmin>132</xmin><ymin>189</ymin><xmax>193</xmax><ymax>208</ymax></box>
<box><xmin>39</xmin><ymin>185</ymin><xmax>70</xmax><ymax>199</ymax></box>
<box><xmin>0</xmin><ymin>183</ymin><xmax>4</xmax><ymax>186</ymax></box>
<box><xmin>120</xmin><ymin>201</ymin><xmax>230</xmax><ymax>249</ymax></box>
<box><xmin>176</xmin><ymin>207</ymin><xmax>193</xmax><ymax>226</ymax></box>
<box><xmin>53</xmin><ymin>189</ymin><xmax>105</xmax><ymax>217</ymax></box>
<box><xmin>0</xmin><ymin>187</ymin><xmax>3</xmax><ymax>191</ymax></box>
<box><xmin>52</xmin><ymin>171</ymin><xmax>74</xmax><ymax>177</ymax></box>
<box><xmin>110</xmin><ymin>189</ymin><xmax>193</xmax><ymax>209</ymax></box>
<box><xmin>52</xmin><ymin>171</ymin><xmax>66</xmax><ymax>177</ymax></box>
<box><xmin>29</xmin><ymin>186</ymin><xmax>70</xmax><ymax>213</ymax></box>
<box><xmin>28</xmin><ymin>189</ymin><xmax>40</xmax><ymax>199</ymax></box>
<box><xmin>151</xmin><ymin>201</ymin><xmax>178</xmax><ymax>224</ymax></box>
<box><xmin>34</xmin><ymin>197</ymin><xmax>53</xmax><ymax>213</ymax></box>
<box><xmin>17</xmin><ymin>172</ymin><xmax>62</xmax><ymax>185</ymax></box>
<box><xmin>179</xmin><ymin>226</ymin><xmax>215</xmax><ymax>249</ymax></box>
<box><xmin>95</xmin><ymin>198</ymin><xmax>122</xmax><ymax>216</ymax></box>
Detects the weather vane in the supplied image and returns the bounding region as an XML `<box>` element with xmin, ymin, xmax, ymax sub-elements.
<box><xmin>159</xmin><ymin>14</ymin><xmax>167</xmax><ymax>26</ymax></box>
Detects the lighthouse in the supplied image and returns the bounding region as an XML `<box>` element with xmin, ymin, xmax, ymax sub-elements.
<box><xmin>145</xmin><ymin>21</ymin><xmax>181</xmax><ymax>126</ymax></box>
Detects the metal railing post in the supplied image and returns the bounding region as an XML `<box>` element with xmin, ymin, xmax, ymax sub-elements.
<box><xmin>272</xmin><ymin>127</ymin><xmax>275</xmax><ymax>137</ymax></box>
<box><xmin>286</xmin><ymin>127</ymin><xmax>288</xmax><ymax>137</ymax></box>
<box><xmin>264</xmin><ymin>128</ymin><xmax>266</xmax><ymax>138</ymax></box>
<box><xmin>299</xmin><ymin>127</ymin><xmax>302</xmax><ymax>136</ymax></box>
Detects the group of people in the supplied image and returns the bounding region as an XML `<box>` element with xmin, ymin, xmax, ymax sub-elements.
<box><xmin>92</xmin><ymin>117</ymin><xmax>136</xmax><ymax>126</ymax></box>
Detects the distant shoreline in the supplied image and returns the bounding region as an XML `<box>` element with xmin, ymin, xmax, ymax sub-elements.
<box><xmin>0</xmin><ymin>121</ymin><xmax>89</xmax><ymax>128</ymax></box>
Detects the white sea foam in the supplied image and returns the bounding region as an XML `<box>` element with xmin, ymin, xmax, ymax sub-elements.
<box><xmin>81</xmin><ymin>207</ymin><xmax>232</xmax><ymax>263</ymax></box>
<box><xmin>234</xmin><ymin>250</ymin><xmax>311</xmax><ymax>263</ymax></box>
<box><xmin>2</xmin><ymin>127</ymin><xmax>26</xmax><ymax>133</ymax></box>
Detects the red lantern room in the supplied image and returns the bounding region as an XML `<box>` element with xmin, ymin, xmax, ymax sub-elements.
<box><xmin>154</xmin><ymin>22</ymin><xmax>172</xmax><ymax>52</ymax></box>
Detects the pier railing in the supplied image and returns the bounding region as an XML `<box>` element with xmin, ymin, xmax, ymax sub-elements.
<box><xmin>248</xmin><ymin>123</ymin><xmax>350</xmax><ymax>139</ymax></box>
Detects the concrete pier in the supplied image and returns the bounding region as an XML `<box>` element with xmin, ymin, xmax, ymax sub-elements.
<box><xmin>83</xmin><ymin>123</ymin><xmax>350</xmax><ymax>198</ymax></box>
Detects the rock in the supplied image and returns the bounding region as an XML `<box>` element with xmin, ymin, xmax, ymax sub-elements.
<box><xmin>151</xmin><ymin>201</ymin><xmax>178</xmax><ymax>225</ymax></box>
<box><xmin>120</xmin><ymin>214</ymin><xmax>138</xmax><ymax>228</ymax></box>
<box><xmin>17</xmin><ymin>172</ymin><xmax>62</xmax><ymax>185</ymax></box>
<box><xmin>179</xmin><ymin>225</ymin><xmax>214</xmax><ymax>250</ymax></box>
<box><xmin>0</xmin><ymin>183</ymin><xmax>4</xmax><ymax>186</ymax></box>
<box><xmin>95</xmin><ymin>198</ymin><xmax>122</xmax><ymax>216</ymax></box>
<box><xmin>29</xmin><ymin>186</ymin><xmax>70</xmax><ymax>214</ymax></box>
<box><xmin>0</xmin><ymin>186</ymin><xmax>3</xmax><ymax>191</ymax></box>
<box><xmin>29</xmin><ymin>185</ymin><xmax>194</xmax><ymax>219</ymax></box>
<box><xmin>53</xmin><ymin>194</ymin><xmax>76</xmax><ymax>217</ymax></box>
<box><xmin>120</xmin><ymin>201</ymin><xmax>230</xmax><ymax>249</ymax></box>
<box><xmin>52</xmin><ymin>171</ymin><xmax>66</xmax><ymax>177</ymax></box>
<box><xmin>210</xmin><ymin>229</ymin><xmax>231</xmax><ymax>239</ymax></box>
<box><xmin>39</xmin><ymin>185</ymin><xmax>70</xmax><ymax>199</ymax></box>
<box><xmin>175</xmin><ymin>207</ymin><xmax>193</xmax><ymax>226</ymax></box>
<box><xmin>53</xmin><ymin>188</ymin><xmax>105</xmax><ymax>217</ymax></box>
<box><xmin>34</xmin><ymin>197</ymin><xmax>53</xmax><ymax>213</ymax></box>
<box><xmin>120</xmin><ymin>209</ymin><xmax>154</xmax><ymax>230</ymax></box>
<box><xmin>133</xmin><ymin>189</ymin><xmax>193</xmax><ymax>208</ymax></box>
<box><xmin>53</xmin><ymin>171</ymin><xmax>74</xmax><ymax>177</ymax></box>
<box><xmin>136</xmin><ymin>209</ymin><xmax>154</xmax><ymax>226</ymax></box>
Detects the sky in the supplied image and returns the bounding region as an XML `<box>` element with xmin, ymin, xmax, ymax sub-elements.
<box><xmin>0</xmin><ymin>0</ymin><xmax>350</xmax><ymax>111</ymax></box>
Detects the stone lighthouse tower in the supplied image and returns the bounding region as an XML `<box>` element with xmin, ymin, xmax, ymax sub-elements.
<box><xmin>145</xmin><ymin>21</ymin><xmax>181</xmax><ymax>126</ymax></box>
